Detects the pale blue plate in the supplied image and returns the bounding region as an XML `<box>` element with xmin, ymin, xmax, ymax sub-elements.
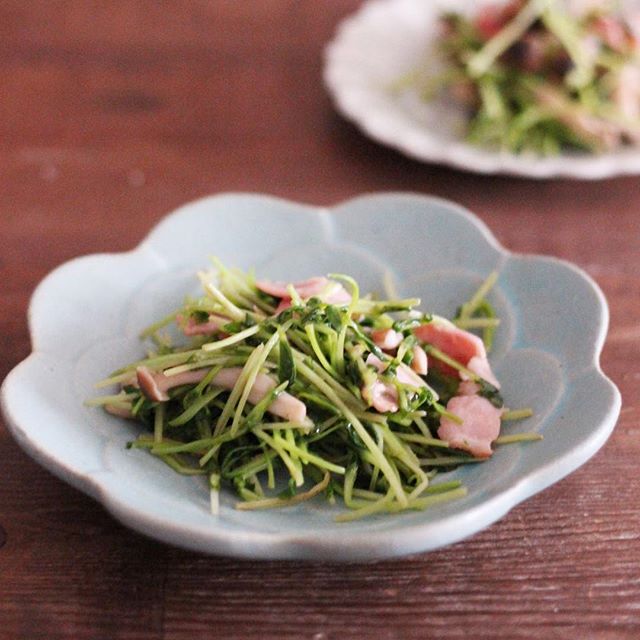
<box><xmin>0</xmin><ymin>193</ymin><xmax>621</xmax><ymax>561</ymax></box>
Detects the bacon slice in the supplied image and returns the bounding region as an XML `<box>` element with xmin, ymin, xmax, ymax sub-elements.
<box><xmin>472</xmin><ymin>1</ymin><xmax>521</xmax><ymax>41</ymax></box>
<box><xmin>364</xmin><ymin>353</ymin><xmax>427</xmax><ymax>389</ymax></box>
<box><xmin>474</xmin><ymin>10</ymin><xmax>506</xmax><ymax>41</ymax></box>
<box><xmin>274</xmin><ymin>297</ymin><xmax>293</xmax><ymax>314</ymax></box>
<box><xmin>212</xmin><ymin>367</ymin><xmax>307</xmax><ymax>423</ymax></box>
<box><xmin>593</xmin><ymin>15</ymin><xmax>636</xmax><ymax>54</ymax></box>
<box><xmin>256</xmin><ymin>276</ymin><xmax>351</xmax><ymax>311</ymax></box>
<box><xmin>361</xmin><ymin>352</ymin><xmax>429</xmax><ymax>413</ymax></box>
<box><xmin>365</xmin><ymin>352</ymin><xmax>386</xmax><ymax>373</ymax></box>
<box><xmin>464</xmin><ymin>355</ymin><xmax>501</xmax><ymax>389</ymax></box>
<box><xmin>371</xmin><ymin>328</ymin><xmax>403</xmax><ymax>351</ymax></box>
<box><xmin>362</xmin><ymin>354</ymin><xmax>399</xmax><ymax>413</ymax></box>
<box><xmin>396</xmin><ymin>362</ymin><xmax>428</xmax><ymax>389</ymax></box>
<box><xmin>136</xmin><ymin>366</ymin><xmax>307</xmax><ymax>423</ymax></box>
<box><xmin>178</xmin><ymin>313</ymin><xmax>229</xmax><ymax>336</ymax></box>
<box><xmin>438</xmin><ymin>395</ymin><xmax>502</xmax><ymax>458</ymax></box>
<box><xmin>256</xmin><ymin>277</ymin><xmax>329</xmax><ymax>299</ymax></box>
<box><xmin>137</xmin><ymin>367</ymin><xmax>207</xmax><ymax>402</ymax></box>
<box><xmin>457</xmin><ymin>380</ymin><xmax>481</xmax><ymax>396</ymax></box>
<box><xmin>362</xmin><ymin>379</ymin><xmax>399</xmax><ymax>414</ymax></box>
<box><xmin>414</xmin><ymin>317</ymin><xmax>499</xmax><ymax>386</ymax></box>
<box><xmin>414</xmin><ymin>318</ymin><xmax>486</xmax><ymax>374</ymax></box>
<box><xmin>411</xmin><ymin>345</ymin><xmax>428</xmax><ymax>376</ymax></box>
<box><xmin>322</xmin><ymin>283</ymin><xmax>352</xmax><ymax>305</ymax></box>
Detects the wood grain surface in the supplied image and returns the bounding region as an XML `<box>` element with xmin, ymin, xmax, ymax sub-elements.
<box><xmin>1</xmin><ymin>2</ymin><xmax>639</xmax><ymax>639</ymax></box>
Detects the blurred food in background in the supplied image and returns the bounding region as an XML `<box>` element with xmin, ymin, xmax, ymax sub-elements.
<box><xmin>417</xmin><ymin>0</ymin><xmax>640</xmax><ymax>154</ymax></box>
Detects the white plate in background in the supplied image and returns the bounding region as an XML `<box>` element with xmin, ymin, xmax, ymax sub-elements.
<box><xmin>324</xmin><ymin>0</ymin><xmax>640</xmax><ymax>179</ymax></box>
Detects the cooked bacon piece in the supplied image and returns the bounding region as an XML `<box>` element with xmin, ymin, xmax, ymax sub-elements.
<box><xmin>396</xmin><ymin>362</ymin><xmax>428</xmax><ymax>389</ymax></box>
<box><xmin>464</xmin><ymin>355</ymin><xmax>501</xmax><ymax>389</ymax></box>
<box><xmin>212</xmin><ymin>367</ymin><xmax>307</xmax><ymax>423</ymax></box>
<box><xmin>178</xmin><ymin>313</ymin><xmax>229</xmax><ymax>336</ymax></box>
<box><xmin>411</xmin><ymin>345</ymin><xmax>428</xmax><ymax>376</ymax></box>
<box><xmin>137</xmin><ymin>366</ymin><xmax>207</xmax><ymax>402</ymax></box>
<box><xmin>532</xmin><ymin>84</ymin><xmax>622</xmax><ymax>150</ymax></box>
<box><xmin>274</xmin><ymin>297</ymin><xmax>293</xmax><ymax>314</ymax></box>
<box><xmin>414</xmin><ymin>318</ymin><xmax>501</xmax><ymax>387</ymax></box>
<box><xmin>473</xmin><ymin>0</ymin><xmax>524</xmax><ymax>40</ymax></box>
<box><xmin>415</xmin><ymin>318</ymin><xmax>486</xmax><ymax>363</ymax></box>
<box><xmin>457</xmin><ymin>380</ymin><xmax>481</xmax><ymax>396</ymax></box>
<box><xmin>365</xmin><ymin>352</ymin><xmax>385</xmax><ymax>372</ymax></box>
<box><xmin>438</xmin><ymin>395</ymin><xmax>502</xmax><ymax>458</ymax></box>
<box><xmin>267</xmin><ymin>390</ymin><xmax>307</xmax><ymax>424</ymax></box>
<box><xmin>414</xmin><ymin>318</ymin><xmax>486</xmax><ymax>376</ymax></box>
<box><xmin>361</xmin><ymin>352</ymin><xmax>429</xmax><ymax>414</ymax></box>
<box><xmin>365</xmin><ymin>353</ymin><xmax>427</xmax><ymax>389</ymax></box>
<box><xmin>362</xmin><ymin>379</ymin><xmax>399</xmax><ymax>414</ymax></box>
<box><xmin>362</xmin><ymin>354</ymin><xmax>399</xmax><ymax>413</ymax></box>
<box><xmin>322</xmin><ymin>283</ymin><xmax>352</xmax><ymax>305</ymax></box>
<box><xmin>256</xmin><ymin>276</ymin><xmax>351</xmax><ymax>311</ymax></box>
<box><xmin>256</xmin><ymin>277</ymin><xmax>329</xmax><ymax>299</ymax></box>
<box><xmin>475</xmin><ymin>12</ymin><xmax>504</xmax><ymax>40</ymax></box>
<box><xmin>593</xmin><ymin>15</ymin><xmax>636</xmax><ymax>53</ymax></box>
<box><xmin>136</xmin><ymin>366</ymin><xmax>306</xmax><ymax>423</ymax></box>
<box><xmin>371</xmin><ymin>328</ymin><xmax>404</xmax><ymax>351</ymax></box>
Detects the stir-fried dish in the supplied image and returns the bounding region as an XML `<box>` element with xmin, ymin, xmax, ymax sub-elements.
<box><xmin>88</xmin><ymin>261</ymin><xmax>536</xmax><ymax>521</ymax></box>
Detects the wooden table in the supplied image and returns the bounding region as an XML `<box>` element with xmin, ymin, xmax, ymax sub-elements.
<box><xmin>1</xmin><ymin>2</ymin><xmax>638</xmax><ymax>638</ymax></box>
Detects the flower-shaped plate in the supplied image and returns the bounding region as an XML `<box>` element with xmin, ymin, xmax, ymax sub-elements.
<box><xmin>1</xmin><ymin>193</ymin><xmax>620</xmax><ymax>560</ymax></box>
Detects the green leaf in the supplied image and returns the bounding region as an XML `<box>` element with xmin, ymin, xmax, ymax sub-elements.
<box><xmin>278</xmin><ymin>338</ymin><xmax>296</xmax><ymax>386</ymax></box>
<box><xmin>325</xmin><ymin>304</ymin><xmax>344</xmax><ymax>331</ymax></box>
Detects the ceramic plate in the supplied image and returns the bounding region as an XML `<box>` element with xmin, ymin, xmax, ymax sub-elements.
<box><xmin>1</xmin><ymin>193</ymin><xmax>620</xmax><ymax>560</ymax></box>
<box><xmin>324</xmin><ymin>0</ymin><xmax>640</xmax><ymax>179</ymax></box>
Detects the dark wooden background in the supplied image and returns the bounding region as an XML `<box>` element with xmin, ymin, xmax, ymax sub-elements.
<box><xmin>1</xmin><ymin>2</ymin><xmax>639</xmax><ymax>638</ymax></box>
